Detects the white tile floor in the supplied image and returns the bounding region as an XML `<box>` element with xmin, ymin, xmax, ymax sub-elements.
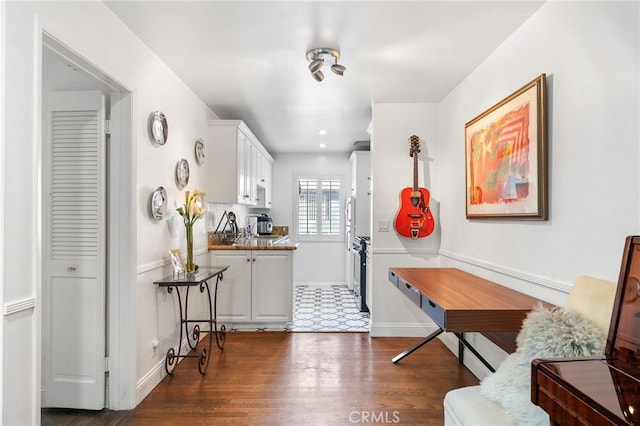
<box><xmin>288</xmin><ymin>284</ymin><xmax>370</xmax><ymax>332</ymax></box>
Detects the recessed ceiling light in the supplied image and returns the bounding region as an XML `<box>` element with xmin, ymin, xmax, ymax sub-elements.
<box><xmin>319</xmin><ymin>143</ymin><xmax>327</xmax><ymax>149</ymax></box>
<box><xmin>318</xmin><ymin>129</ymin><xmax>327</xmax><ymax>136</ymax></box>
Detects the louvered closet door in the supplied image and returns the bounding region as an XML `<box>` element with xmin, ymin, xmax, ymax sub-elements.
<box><xmin>42</xmin><ymin>91</ymin><xmax>106</xmax><ymax>409</ymax></box>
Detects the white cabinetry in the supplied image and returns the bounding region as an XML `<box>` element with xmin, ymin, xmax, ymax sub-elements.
<box><xmin>210</xmin><ymin>250</ymin><xmax>293</xmax><ymax>326</ymax></box>
<box><xmin>350</xmin><ymin>151</ymin><xmax>371</xmax><ymax>237</ymax></box>
<box><xmin>256</xmin><ymin>154</ymin><xmax>272</xmax><ymax>208</ymax></box>
<box><xmin>209</xmin><ymin>251</ymin><xmax>252</xmax><ymax>322</ymax></box>
<box><xmin>207</xmin><ymin>120</ymin><xmax>274</xmax><ymax>206</ymax></box>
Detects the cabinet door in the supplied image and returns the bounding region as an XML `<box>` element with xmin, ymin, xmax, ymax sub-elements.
<box><xmin>263</xmin><ymin>158</ymin><xmax>272</xmax><ymax>208</ymax></box>
<box><xmin>247</xmin><ymin>142</ymin><xmax>257</xmax><ymax>205</ymax></box>
<box><xmin>236</xmin><ymin>132</ymin><xmax>247</xmax><ymax>204</ymax></box>
<box><xmin>255</xmin><ymin>155</ymin><xmax>272</xmax><ymax>209</ymax></box>
<box><xmin>210</xmin><ymin>251</ymin><xmax>252</xmax><ymax>323</ymax></box>
<box><xmin>237</xmin><ymin>132</ymin><xmax>257</xmax><ymax>205</ymax></box>
<box><xmin>251</xmin><ymin>251</ymin><xmax>293</xmax><ymax>322</ymax></box>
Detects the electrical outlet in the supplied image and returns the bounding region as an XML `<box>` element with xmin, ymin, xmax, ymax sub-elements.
<box><xmin>378</xmin><ymin>220</ymin><xmax>390</xmax><ymax>232</ymax></box>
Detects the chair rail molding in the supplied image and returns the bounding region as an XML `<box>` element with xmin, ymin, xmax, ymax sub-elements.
<box><xmin>4</xmin><ymin>297</ymin><xmax>36</xmax><ymax>316</ymax></box>
<box><xmin>439</xmin><ymin>249</ymin><xmax>571</xmax><ymax>294</ymax></box>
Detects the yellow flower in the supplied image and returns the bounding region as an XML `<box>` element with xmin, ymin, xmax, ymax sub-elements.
<box><xmin>177</xmin><ymin>189</ymin><xmax>207</xmax><ymax>225</ymax></box>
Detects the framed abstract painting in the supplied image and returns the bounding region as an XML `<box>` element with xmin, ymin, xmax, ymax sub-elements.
<box><xmin>465</xmin><ymin>74</ymin><xmax>548</xmax><ymax>219</ymax></box>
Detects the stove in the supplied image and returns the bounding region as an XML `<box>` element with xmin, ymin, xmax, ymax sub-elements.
<box><xmin>352</xmin><ymin>236</ymin><xmax>370</xmax><ymax>312</ymax></box>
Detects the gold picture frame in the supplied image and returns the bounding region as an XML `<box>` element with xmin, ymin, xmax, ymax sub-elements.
<box><xmin>465</xmin><ymin>74</ymin><xmax>548</xmax><ymax>219</ymax></box>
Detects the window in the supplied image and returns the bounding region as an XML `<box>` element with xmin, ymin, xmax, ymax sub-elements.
<box><xmin>295</xmin><ymin>174</ymin><xmax>343</xmax><ymax>241</ymax></box>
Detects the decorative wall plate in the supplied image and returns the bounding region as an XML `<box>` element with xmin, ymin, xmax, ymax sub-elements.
<box><xmin>149</xmin><ymin>186</ymin><xmax>168</xmax><ymax>221</ymax></box>
<box><xmin>175</xmin><ymin>158</ymin><xmax>190</xmax><ymax>190</ymax></box>
<box><xmin>149</xmin><ymin>111</ymin><xmax>168</xmax><ymax>146</ymax></box>
<box><xmin>194</xmin><ymin>138</ymin><xmax>205</xmax><ymax>165</ymax></box>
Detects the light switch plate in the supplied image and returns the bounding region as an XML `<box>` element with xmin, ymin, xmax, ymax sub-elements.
<box><xmin>378</xmin><ymin>220</ymin><xmax>390</xmax><ymax>232</ymax></box>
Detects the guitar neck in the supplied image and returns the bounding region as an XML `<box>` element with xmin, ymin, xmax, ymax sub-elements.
<box><xmin>412</xmin><ymin>147</ymin><xmax>419</xmax><ymax>192</ymax></box>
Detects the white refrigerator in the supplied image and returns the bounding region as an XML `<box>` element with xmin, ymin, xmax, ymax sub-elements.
<box><xmin>345</xmin><ymin>196</ymin><xmax>356</xmax><ymax>290</ymax></box>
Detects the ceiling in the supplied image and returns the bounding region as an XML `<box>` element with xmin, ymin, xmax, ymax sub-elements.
<box><xmin>104</xmin><ymin>1</ymin><xmax>545</xmax><ymax>154</ymax></box>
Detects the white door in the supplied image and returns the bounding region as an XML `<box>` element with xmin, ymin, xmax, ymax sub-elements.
<box><xmin>42</xmin><ymin>90</ymin><xmax>106</xmax><ymax>409</ymax></box>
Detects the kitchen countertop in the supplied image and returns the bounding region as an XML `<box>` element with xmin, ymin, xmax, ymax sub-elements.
<box><xmin>208</xmin><ymin>235</ymin><xmax>298</xmax><ymax>251</ymax></box>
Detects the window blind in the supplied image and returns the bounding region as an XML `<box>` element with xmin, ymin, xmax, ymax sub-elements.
<box><xmin>296</xmin><ymin>176</ymin><xmax>342</xmax><ymax>240</ymax></box>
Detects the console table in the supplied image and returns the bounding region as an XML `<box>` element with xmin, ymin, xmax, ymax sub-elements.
<box><xmin>389</xmin><ymin>267</ymin><xmax>545</xmax><ymax>370</ymax></box>
<box><xmin>154</xmin><ymin>266</ymin><xmax>229</xmax><ymax>375</ymax></box>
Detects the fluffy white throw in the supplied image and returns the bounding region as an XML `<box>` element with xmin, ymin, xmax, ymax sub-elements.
<box><xmin>479</xmin><ymin>305</ymin><xmax>606</xmax><ymax>426</ymax></box>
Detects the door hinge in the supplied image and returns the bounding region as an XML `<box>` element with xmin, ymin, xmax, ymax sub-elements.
<box><xmin>104</xmin><ymin>357</ymin><xmax>111</xmax><ymax>373</ymax></box>
<box><xmin>105</xmin><ymin>119</ymin><xmax>111</xmax><ymax>135</ymax></box>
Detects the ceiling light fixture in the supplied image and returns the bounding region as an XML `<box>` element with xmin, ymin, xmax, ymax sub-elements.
<box><xmin>306</xmin><ymin>48</ymin><xmax>345</xmax><ymax>82</ymax></box>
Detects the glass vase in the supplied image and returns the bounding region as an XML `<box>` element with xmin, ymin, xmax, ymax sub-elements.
<box><xmin>185</xmin><ymin>222</ymin><xmax>195</xmax><ymax>272</ymax></box>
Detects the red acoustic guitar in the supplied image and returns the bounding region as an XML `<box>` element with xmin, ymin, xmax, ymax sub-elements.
<box><xmin>394</xmin><ymin>135</ymin><xmax>435</xmax><ymax>239</ymax></box>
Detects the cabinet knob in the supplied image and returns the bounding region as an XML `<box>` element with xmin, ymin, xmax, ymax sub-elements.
<box><xmin>67</xmin><ymin>266</ymin><xmax>76</xmax><ymax>272</ymax></box>
<box><xmin>252</xmin><ymin>258</ymin><xmax>256</xmax><ymax>262</ymax></box>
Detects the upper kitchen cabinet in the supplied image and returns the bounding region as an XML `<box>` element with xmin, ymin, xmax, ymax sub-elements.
<box><xmin>255</xmin><ymin>149</ymin><xmax>273</xmax><ymax>208</ymax></box>
<box><xmin>207</xmin><ymin>120</ymin><xmax>274</xmax><ymax>207</ymax></box>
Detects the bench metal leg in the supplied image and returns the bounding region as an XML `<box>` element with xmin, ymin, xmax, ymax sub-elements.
<box><xmin>392</xmin><ymin>328</ymin><xmax>444</xmax><ymax>364</ymax></box>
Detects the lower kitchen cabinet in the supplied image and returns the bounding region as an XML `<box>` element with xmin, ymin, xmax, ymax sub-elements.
<box><xmin>209</xmin><ymin>250</ymin><xmax>293</xmax><ymax>327</ymax></box>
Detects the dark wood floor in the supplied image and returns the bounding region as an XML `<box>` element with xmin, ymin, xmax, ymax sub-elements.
<box><xmin>42</xmin><ymin>332</ymin><xmax>479</xmax><ymax>425</ymax></box>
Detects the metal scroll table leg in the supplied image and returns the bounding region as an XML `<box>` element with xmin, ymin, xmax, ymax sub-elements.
<box><xmin>392</xmin><ymin>328</ymin><xmax>444</xmax><ymax>364</ymax></box>
<box><xmin>165</xmin><ymin>285</ymin><xmax>184</xmax><ymax>375</ymax></box>
<box><xmin>212</xmin><ymin>272</ymin><xmax>226</xmax><ymax>350</ymax></box>
<box><xmin>184</xmin><ymin>286</ymin><xmax>201</xmax><ymax>350</ymax></box>
<box><xmin>194</xmin><ymin>280</ymin><xmax>212</xmax><ymax>375</ymax></box>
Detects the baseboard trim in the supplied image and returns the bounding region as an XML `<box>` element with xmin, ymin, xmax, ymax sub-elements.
<box><xmin>135</xmin><ymin>357</ymin><xmax>165</xmax><ymax>406</ymax></box>
<box><xmin>372</xmin><ymin>248</ymin><xmax>439</xmax><ymax>255</ymax></box>
<box><xmin>135</xmin><ymin>332</ymin><xmax>208</xmax><ymax>404</ymax></box>
<box><xmin>295</xmin><ymin>282</ymin><xmax>344</xmax><ymax>287</ymax></box>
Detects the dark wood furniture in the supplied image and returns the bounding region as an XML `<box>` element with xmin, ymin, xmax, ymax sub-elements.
<box><xmin>154</xmin><ymin>266</ymin><xmax>229</xmax><ymax>375</ymax></box>
<box><xmin>389</xmin><ymin>267</ymin><xmax>546</xmax><ymax>370</ymax></box>
<box><xmin>532</xmin><ymin>236</ymin><xmax>640</xmax><ymax>425</ymax></box>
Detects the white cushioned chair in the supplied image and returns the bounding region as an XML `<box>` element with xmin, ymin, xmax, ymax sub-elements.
<box><xmin>443</xmin><ymin>275</ymin><xmax>617</xmax><ymax>426</ymax></box>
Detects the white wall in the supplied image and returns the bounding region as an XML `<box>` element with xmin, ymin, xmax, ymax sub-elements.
<box><xmin>3</xmin><ymin>1</ymin><xmax>219</xmax><ymax>422</ymax></box>
<box><xmin>369</xmin><ymin>103</ymin><xmax>443</xmax><ymax>337</ymax></box>
<box><xmin>437</xmin><ymin>1</ymin><xmax>639</xmax><ymax>378</ymax></box>
<box><xmin>0</xmin><ymin>0</ymin><xmax>6</xmax><ymax>421</ymax></box>
<box><xmin>369</xmin><ymin>1</ymin><xmax>639</xmax><ymax>379</ymax></box>
<box><xmin>439</xmin><ymin>0</ymin><xmax>639</xmax><ymax>297</ymax></box>
<box><xmin>270</xmin><ymin>153</ymin><xmax>351</xmax><ymax>284</ymax></box>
